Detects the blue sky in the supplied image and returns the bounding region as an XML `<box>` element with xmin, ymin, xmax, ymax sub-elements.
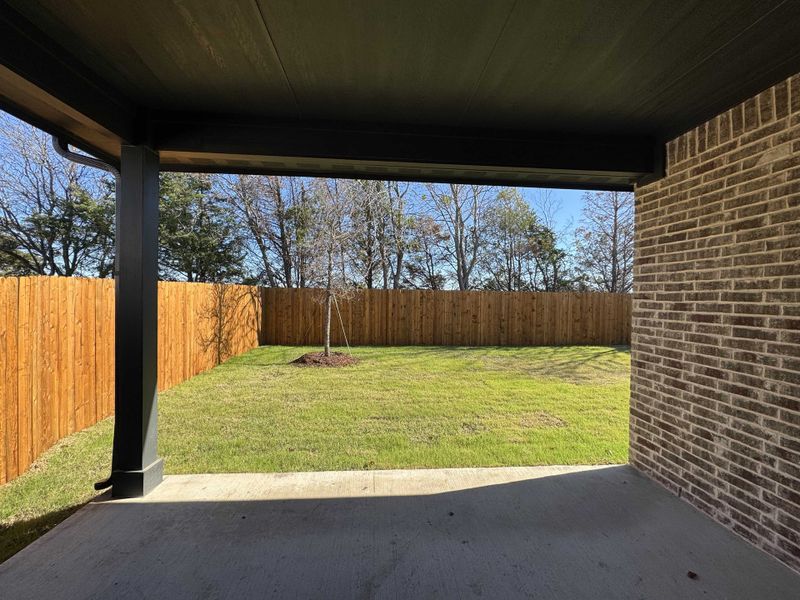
<box><xmin>547</xmin><ymin>188</ymin><xmax>585</xmax><ymax>229</ymax></box>
<box><xmin>519</xmin><ymin>187</ymin><xmax>586</xmax><ymax>235</ymax></box>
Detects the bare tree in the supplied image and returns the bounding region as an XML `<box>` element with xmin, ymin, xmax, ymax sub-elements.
<box><xmin>425</xmin><ymin>183</ymin><xmax>492</xmax><ymax>290</ymax></box>
<box><xmin>348</xmin><ymin>180</ymin><xmax>413</xmax><ymax>290</ymax></box>
<box><xmin>349</xmin><ymin>179</ymin><xmax>386</xmax><ymax>289</ymax></box>
<box><xmin>384</xmin><ymin>181</ymin><xmax>414</xmax><ymax>289</ymax></box>
<box><xmin>0</xmin><ymin>116</ymin><xmax>114</xmax><ymax>276</ymax></box>
<box><xmin>306</xmin><ymin>179</ymin><xmax>356</xmax><ymax>356</ymax></box>
<box><xmin>222</xmin><ymin>175</ymin><xmax>314</xmax><ymax>287</ymax></box>
<box><xmin>529</xmin><ymin>188</ymin><xmax>573</xmax><ymax>238</ymax></box>
<box><xmin>574</xmin><ymin>191</ymin><xmax>635</xmax><ymax>293</ymax></box>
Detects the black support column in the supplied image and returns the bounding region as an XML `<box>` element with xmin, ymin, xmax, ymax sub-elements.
<box><xmin>111</xmin><ymin>144</ymin><xmax>163</xmax><ymax>498</ymax></box>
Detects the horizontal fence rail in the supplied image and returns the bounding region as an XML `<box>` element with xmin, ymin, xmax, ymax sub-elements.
<box><xmin>263</xmin><ymin>288</ymin><xmax>631</xmax><ymax>348</ymax></box>
<box><xmin>0</xmin><ymin>276</ymin><xmax>262</xmax><ymax>484</ymax></box>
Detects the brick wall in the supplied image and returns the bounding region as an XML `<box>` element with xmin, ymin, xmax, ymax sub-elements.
<box><xmin>631</xmin><ymin>74</ymin><xmax>800</xmax><ymax>571</ymax></box>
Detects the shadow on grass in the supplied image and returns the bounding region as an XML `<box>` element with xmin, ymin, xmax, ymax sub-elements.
<box><xmin>474</xmin><ymin>346</ymin><xmax>631</xmax><ymax>384</ymax></box>
<box><xmin>231</xmin><ymin>345</ymin><xmax>631</xmax><ymax>370</ymax></box>
<box><xmin>0</xmin><ymin>503</ymin><xmax>90</xmax><ymax>565</ymax></box>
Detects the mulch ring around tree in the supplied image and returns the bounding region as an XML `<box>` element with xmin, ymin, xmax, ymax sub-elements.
<box><xmin>291</xmin><ymin>351</ymin><xmax>359</xmax><ymax>367</ymax></box>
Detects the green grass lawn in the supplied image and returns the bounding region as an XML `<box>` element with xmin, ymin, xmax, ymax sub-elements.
<box><xmin>1</xmin><ymin>345</ymin><xmax>630</xmax><ymax>563</ymax></box>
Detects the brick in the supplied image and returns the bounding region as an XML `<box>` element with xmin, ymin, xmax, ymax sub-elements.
<box><xmin>758</xmin><ymin>89</ymin><xmax>775</xmax><ymax>124</ymax></box>
<box><xmin>775</xmin><ymin>81</ymin><xmax>790</xmax><ymax>119</ymax></box>
<box><xmin>791</xmin><ymin>75</ymin><xmax>800</xmax><ymax>114</ymax></box>
<box><xmin>743</xmin><ymin>97</ymin><xmax>759</xmax><ymax>130</ymax></box>
<box><xmin>631</xmin><ymin>73</ymin><xmax>800</xmax><ymax>575</ymax></box>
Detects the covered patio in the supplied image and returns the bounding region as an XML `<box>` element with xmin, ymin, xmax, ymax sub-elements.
<box><xmin>0</xmin><ymin>0</ymin><xmax>799</xmax><ymax>597</ymax></box>
<box><xmin>2</xmin><ymin>466</ymin><xmax>799</xmax><ymax>599</ymax></box>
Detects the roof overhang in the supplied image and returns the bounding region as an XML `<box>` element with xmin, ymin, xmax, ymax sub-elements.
<box><xmin>1</xmin><ymin>1</ymin><xmax>799</xmax><ymax>189</ymax></box>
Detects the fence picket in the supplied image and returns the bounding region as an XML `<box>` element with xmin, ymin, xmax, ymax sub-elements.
<box><xmin>262</xmin><ymin>287</ymin><xmax>631</xmax><ymax>348</ymax></box>
<box><xmin>0</xmin><ymin>277</ymin><xmax>263</xmax><ymax>484</ymax></box>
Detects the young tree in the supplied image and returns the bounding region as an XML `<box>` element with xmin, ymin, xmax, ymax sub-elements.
<box><xmin>574</xmin><ymin>191</ymin><xmax>635</xmax><ymax>293</ymax></box>
<box><xmin>306</xmin><ymin>179</ymin><xmax>356</xmax><ymax>356</ymax></box>
<box><xmin>159</xmin><ymin>172</ymin><xmax>246</xmax><ymax>282</ymax></box>
<box><xmin>425</xmin><ymin>183</ymin><xmax>492</xmax><ymax>290</ymax></box>
<box><xmin>0</xmin><ymin>116</ymin><xmax>114</xmax><ymax>277</ymax></box>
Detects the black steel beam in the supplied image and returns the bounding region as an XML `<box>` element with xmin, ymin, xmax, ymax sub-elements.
<box><xmin>161</xmin><ymin>159</ymin><xmax>640</xmax><ymax>191</ymax></box>
<box><xmin>151</xmin><ymin>115</ymin><xmax>657</xmax><ymax>189</ymax></box>
<box><xmin>111</xmin><ymin>145</ymin><xmax>162</xmax><ymax>498</ymax></box>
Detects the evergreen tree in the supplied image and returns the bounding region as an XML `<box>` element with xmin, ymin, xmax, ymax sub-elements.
<box><xmin>159</xmin><ymin>173</ymin><xmax>246</xmax><ymax>282</ymax></box>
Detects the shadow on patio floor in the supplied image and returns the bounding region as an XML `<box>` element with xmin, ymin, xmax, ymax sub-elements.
<box><xmin>0</xmin><ymin>465</ymin><xmax>796</xmax><ymax>599</ymax></box>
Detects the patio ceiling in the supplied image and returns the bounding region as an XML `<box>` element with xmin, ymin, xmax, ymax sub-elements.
<box><xmin>1</xmin><ymin>1</ymin><xmax>800</xmax><ymax>188</ymax></box>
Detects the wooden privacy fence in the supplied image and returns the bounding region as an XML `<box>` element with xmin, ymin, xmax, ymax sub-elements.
<box><xmin>0</xmin><ymin>276</ymin><xmax>262</xmax><ymax>484</ymax></box>
<box><xmin>0</xmin><ymin>279</ymin><xmax>630</xmax><ymax>484</ymax></box>
<box><xmin>263</xmin><ymin>288</ymin><xmax>631</xmax><ymax>347</ymax></box>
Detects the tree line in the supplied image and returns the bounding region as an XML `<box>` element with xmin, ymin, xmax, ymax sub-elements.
<box><xmin>0</xmin><ymin>116</ymin><xmax>634</xmax><ymax>294</ymax></box>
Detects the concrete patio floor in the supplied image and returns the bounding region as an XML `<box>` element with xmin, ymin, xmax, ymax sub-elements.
<box><xmin>1</xmin><ymin>465</ymin><xmax>798</xmax><ymax>599</ymax></box>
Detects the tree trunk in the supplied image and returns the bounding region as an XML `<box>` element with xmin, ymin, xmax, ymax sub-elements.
<box><xmin>392</xmin><ymin>248</ymin><xmax>404</xmax><ymax>289</ymax></box>
<box><xmin>323</xmin><ymin>247</ymin><xmax>333</xmax><ymax>356</ymax></box>
<box><xmin>610</xmin><ymin>193</ymin><xmax>619</xmax><ymax>293</ymax></box>
<box><xmin>323</xmin><ymin>290</ymin><xmax>332</xmax><ymax>357</ymax></box>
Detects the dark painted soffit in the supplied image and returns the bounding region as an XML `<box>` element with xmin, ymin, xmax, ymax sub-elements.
<box><xmin>1</xmin><ymin>1</ymin><xmax>799</xmax><ymax>188</ymax></box>
<box><xmin>149</xmin><ymin>114</ymin><xmax>656</xmax><ymax>190</ymax></box>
